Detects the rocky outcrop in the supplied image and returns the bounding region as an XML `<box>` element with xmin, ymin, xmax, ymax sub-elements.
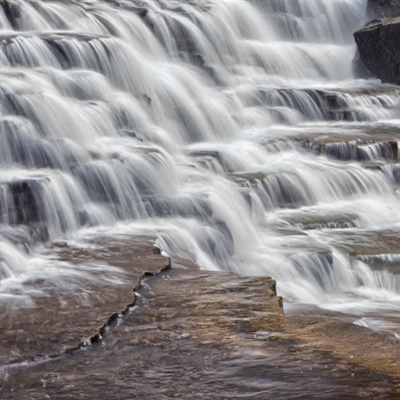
<box><xmin>367</xmin><ymin>0</ymin><xmax>400</xmax><ymax>18</ymax></box>
<box><xmin>354</xmin><ymin>0</ymin><xmax>400</xmax><ymax>81</ymax></box>
<box><xmin>354</xmin><ymin>17</ymin><xmax>400</xmax><ymax>84</ymax></box>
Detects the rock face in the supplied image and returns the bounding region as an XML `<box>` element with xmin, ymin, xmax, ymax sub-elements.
<box><xmin>367</xmin><ymin>0</ymin><xmax>400</xmax><ymax>18</ymax></box>
<box><xmin>354</xmin><ymin>0</ymin><xmax>400</xmax><ymax>81</ymax></box>
<box><xmin>354</xmin><ymin>17</ymin><xmax>400</xmax><ymax>84</ymax></box>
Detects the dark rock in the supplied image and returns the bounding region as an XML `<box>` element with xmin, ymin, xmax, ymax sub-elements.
<box><xmin>3</xmin><ymin>0</ymin><xmax>21</xmax><ymax>30</ymax></box>
<box><xmin>153</xmin><ymin>245</ymin><xmax>161</xmax><ymax>254</ymax></box>
<box><xmin>140</xmin><ymin>93</ymin><xmax>152</xmax><ymax>106</ymax></box>
<box><xmin>134</xmin><ymin>7</ymin><xmax>148</xmax><ymax>18</ymax></box>
<box><xmin>0</xmin><ymin>179</ymin><xmax>43</xmax><ymax>226</ymax></box>
<box><xmin>352</xmin><ymin>50</ymin><xmax>374</xmax><ymax>78</ymax></box>
<box><xmin>354</xmin><ymin>17</ymin><xmax>400</xmax><ymax>84</ymax></box>
<box><xmin>299</xmin><ymin>137</ymin><xmax>398</xmax><ymax>162</ymax></box>
<box><xmin>367</xmin><ymin>0</ymin><xmax>400</xmax><ymax>18</ymax></box>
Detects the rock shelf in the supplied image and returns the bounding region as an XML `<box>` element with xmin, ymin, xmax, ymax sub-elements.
<box><xmin>1</xmin><ymin>239</ymin><xmax>400</xmax><ymax>399</ymax></box>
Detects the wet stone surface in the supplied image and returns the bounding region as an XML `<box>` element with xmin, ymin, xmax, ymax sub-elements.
<box><xmin>1</xmin><ymin>260</ymin><xmax>400</xmax><ymax>399</ymax></box>
<box><xmin>0</xmin><ymin>236</ymin><xmax>169</xmax><ymax>365</ymax></box>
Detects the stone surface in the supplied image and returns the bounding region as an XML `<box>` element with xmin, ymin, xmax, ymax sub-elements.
<box><xmin>1</xmin><ymin>234</ymin><xmax>400</xmax><ymax>399</ymax></box>
<box><xmin>367</xmin><ymin>0</ymin><xmax>400</xmax><ymax>18</ymax></box>
<box><xmin>289</xmin><ymin>313</ymin><xmax>400</xmax><ymax>376</ymax></box>
<box><xmin>0</xmin><ymin>235</ymin><xmax>169</xmax><ymax>365</ymax></box>
<box><xmin>1</xmin><ymin>260</ymin><xmax>400</xmax><ymax>399</ymax></box>
<box><xmin>354</xmin><ymin>17</ymin><xmax>400</xmax><ymax>84</ymax></box>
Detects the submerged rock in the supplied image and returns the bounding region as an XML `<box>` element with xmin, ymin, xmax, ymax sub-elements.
<box><xmin>354</xmin><ymin>17</ymin><xmax>400</xmax><ymax>84</ymax></box>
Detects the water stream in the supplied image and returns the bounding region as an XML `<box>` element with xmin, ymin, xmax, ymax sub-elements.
<box><xmin>1</xmin><ymin>0</ymin><xmax>400</xmax><ymax>333</ymax></box>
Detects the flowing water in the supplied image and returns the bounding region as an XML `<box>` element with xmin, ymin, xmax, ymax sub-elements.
<box><xmin>1</xmin><ymin>0</ymin><xmax>400</xmax><ymax>333</ymax></box>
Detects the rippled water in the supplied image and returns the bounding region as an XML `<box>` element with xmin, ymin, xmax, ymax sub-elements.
<box><xmin>0</xmin><ymin>0</ymin><xmax>400</xmax><ymax>333</ymax></box>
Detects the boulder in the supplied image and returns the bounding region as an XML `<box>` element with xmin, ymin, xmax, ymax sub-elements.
<box><xmin>354</xmin><ymin>17</ymin><xmax>400</xmax><ymax>84</ymax></box>
<box><xmin>367</xmin><ymin>0</ymin><xmax>400</xmax><ymax>18</ymax></box>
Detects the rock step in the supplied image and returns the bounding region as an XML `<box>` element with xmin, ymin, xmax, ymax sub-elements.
<box><xmin>0</xmin><ymin>223</ymin><xmax>48</xmax><ymax>248</ymax></box>
<box><xmin>314</xmin><ymin>229</ymin><xmax>400</xmax><ymax>257</ymax></box>
<box><xmin>238</xmin><ymin>86</ymin><xmax>399</xmax><ymax>122</ymax></box>
<box><xmin>298</xmin><ymin>137</ymin><xmax>398</xmax><ymax>162</ymax></box>
<box><xmin>355</xmin><ymin>253</ymin><xmax>400</xmax><ymax>273</ymax></box>
<box><xmin>3</xmin><ymin>255</ymin><xmax>400</xmax><ymax>399</ymax></box>
<box><xmin>0</xmin><ymin>176</ymin><xmax>47</xmax><ymax>227</ymax></box>
<box><xmin>0</xmin><ymin>235</ymin><xmax>169</xmax><ymax>365</ymax></box>
<box><xmin>279</xmin><ymin>210</ymin><xmax>359</xmax><ymax>231</ymax></box>
<box><xmin>232</xmin><ymin>171</ymin><xmax>311</xmax><ymax>210</ymax></box>
<box><xmin>0</xmin><ymin>173</ymin><xmax>91</xmax><ymax>238</ymax></box>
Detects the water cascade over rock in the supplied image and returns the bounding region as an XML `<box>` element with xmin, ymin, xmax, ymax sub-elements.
<box><xmin>1</xmin><ymin>0</ymin><xmax>400</xmax><ymax>332</ymax></box>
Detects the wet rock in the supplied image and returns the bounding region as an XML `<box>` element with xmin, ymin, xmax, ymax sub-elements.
<box><xmin>0</xmin><ymin>236</ymin><xmax>170</xmax><ymax>365</ymax></box>
<box><xmin>355</xmin><ymin>253</ymin><xmax>400</xmax><ymax>273</ymax></box>
<box><xmin>134</xmin><ymin>7</ymin><xmax>148</xmax><ymax>18</ymax></box>
<box><xmin>0</xmin><ymin>178</ymin><xmax>43</xmax><ymax>226</ymax></box>
<box><xmin>352</xmin><ymin>50</ymin><xmax>375</xmax><ymax>78</ymax></box>
<box><xmin>325</xmin><ymin>229</ymin><xmax>400</xmax><ymax>257</ymax></box>
<box><xmin>140</xmin><ymin>93</ymin><xmax>152</xmax><ymax>106</ymax></box>
<box><xmin>354</xmin><ymin>17</ymin><xmax>400</xmax><ymax>84</ymax></box>
<box><xmin>48</xmin><ymin>240</ymin><xmax>68</xmax><ymax>249</ymax></box>
<box><xmin>2</xmin><ymin>266</ymin><xmax>400</xmax><ymax>399</ymax></box>
<box><xmin>296</xmin><ymin>215</ymin><xmax>358</xmax><ymax>230</ymax></box>
<box><xmin>247</xmin><ymin>86</ymin><xmax>396</xmax><ymax>122</ymax></box>
<box><xmin>152</xmin><ymin>245</ymin><xmax>161</xmax><ymax>254</ymax></box>
<box><xmin>2</xmin><ymin>0</ymin><xmax>21</xmax><ymax>30</ymax></box>
<box><xmin>299</xmin><ymin>137</ymin><xmax>398</xmax><ymax>162</ymax></box>
<box><xmin>233</xmin><ymin>171</ymin><xmax>312</xmax><ymax>210</ymax></box>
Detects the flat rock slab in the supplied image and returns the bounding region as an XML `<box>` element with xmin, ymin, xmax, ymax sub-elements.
<box><xmin>0</xmin><ymin>236</ymin><xmax>169</xmax><ymax>365</ymax></box>
<box><xmin>288</xmin><ymin>312</ymin><xmax>400</xmax><ymax>377</ymax></box>
<box><xmin>2</xmin><ymin>267</ymin><xmax>400</xmax><ymax>399</ymax></box>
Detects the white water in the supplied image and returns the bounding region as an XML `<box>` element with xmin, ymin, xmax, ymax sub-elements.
<box><xmin>1</xmin><ymin>0</ymin><xmax>400</xmax><ymax>330</ymax></box>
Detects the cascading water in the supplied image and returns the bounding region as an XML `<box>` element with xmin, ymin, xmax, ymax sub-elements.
<box><xmin>1</xmin><ymin>0</ymin><xmax>400</xmax><ymax>331</ymax></box>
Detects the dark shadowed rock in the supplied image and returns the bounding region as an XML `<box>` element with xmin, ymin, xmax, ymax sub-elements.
<box><xmin>367</xmin><ymin>0</ymin><xmax>400</xmax><ymax>18</ymax></box>
<box><xmin>352</xmin><ymin>50</ymin><xmax>374</xmax><ymax>78</ymax></box>
<box><xmin>354</xmin><ymin>17</ymin><xmax>400</xmax><ymax>84</ymax></box>
<box><xmin>2</xmin><ymin>0</ymin><xmax>21</xmax><ymax>30</ymax></box>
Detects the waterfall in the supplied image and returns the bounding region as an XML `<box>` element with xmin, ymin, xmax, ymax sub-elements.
<box><xmin>3</xmin><ymin>0</ymin><xmax>400</xmax><ymax>322</ymax></box>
